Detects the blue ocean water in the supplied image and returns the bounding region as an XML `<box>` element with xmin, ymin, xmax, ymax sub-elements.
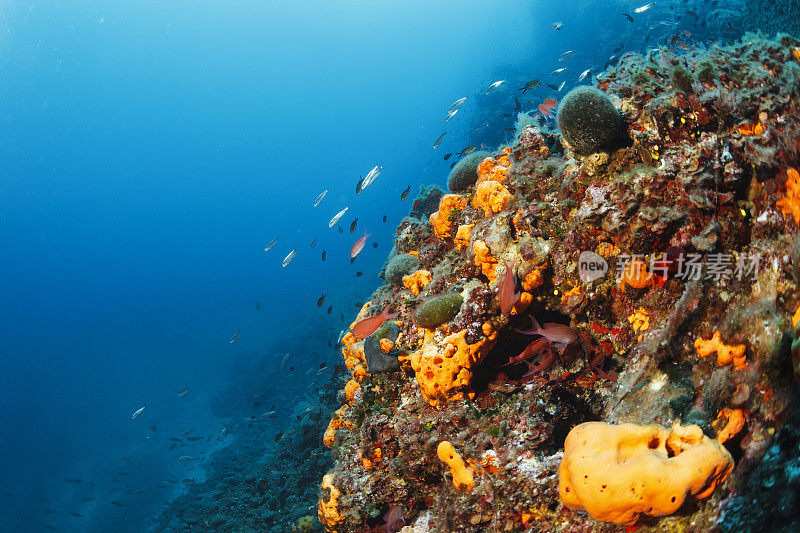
<box><xmin>0</xmin><ymin>0</ymin><xmax>749</xmax><ymax>531</ymax></box>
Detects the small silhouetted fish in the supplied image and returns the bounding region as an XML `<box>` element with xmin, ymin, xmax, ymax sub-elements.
<box><xmin>45</xmin><ymin>526</ymin><xmax>56</xmax><ymax>531</ymax></box>
<box><xmin>559</xmin><ymin>50</ymin><xmax>575</xmax><ymax>61</ymax></box>
<box><xmin>382</xmin><ymin>215</ymin><xmax>387</xmax><ymax>222</ymax></box>
<box><xmin>504</xmin><ymin>127</ymin><xmax>514</xmax><ymax>132</ymax></box>
<box><xmin>130</xmin><ymin>489</ymin><xmax>148</xmax><ymax>494</ymax></box>
<box><xmin>355</xmin><ymin>176</ymin><xmax>364</xmax><ymax>194</ymax></box>
<box><xmin>82</xmin><ymin>497</ymin><xmax>93</xmax><ymax>502</ymax></box>
<box><xmin>340</xmin><ymin>313</ymin><xmax>344</xmax><ymax>321</ymax></box>
<box><xmin>433</xmin><ymin>132</ymin><xmax>446</xmax><ymax>149</ymax></box>
<box><xmin>349</xmin><ymin>218</ymin><xmax>358</xmax><ymax>233</ymax></box>
<box><xmin>514</xmin><ymin>97</ymin><xmax>521</xmax><ymax>111</ymax></box>
<box><xmin>550</xmin><ymin>68</ymin><xmax>566</xmax><ymax>76</ymax></box>
<box><xmin>321</xmin><ymin>250</ymin><xmax>326</xmax><ymax>261</ymax></box>
<box><xmin>178</xmin><ymin>387</ymin><xmax>190</xmax><ymax>397</ymax></box>
<box><xmin>313</xmin><ymin>189</ymin><xmax>328</xmax><ymax>207</ymax></box>
<box><xmin>118</xmin><ymin>472</ymin><xmax>131</xmax><ymax>476</ymax></box>
<box><xmin>519</xmin><ymin>79</ymin><xmax>541</xmax><ymax>93</ymax></box>
<box><xmin>182</xmin><ymin>479</ymin><xmax>195</xmax><ymax>485</ymax></box>
<box><xmin>459</xmin><ymin>146</ymin><xmax>477</xmax><ymax>156</ymax></box>
<box><xmin>63</xmin><ymin>478</ymin><xmax>84</xmax><ymax>484</ymax></box>
<box><xmin>546</xmin><ymin>83</ymin><xmax>559</xmax><ymax>91</ymax></box>
<box><xmin>180</xmin><ymin>428</ymin><xmax>195</xmax><ymax>439</ymax></box>
<box><xmin>111</xmin><ymin>501</ymin><xmax>127</xmax><ymax>507</ymax></box>
<box><xmin>186</xmin><ymin>436</ymin><xmax>203</xmax><ymax>441</ymax></box>
<box><xmin>317</xmin><ymin>294</ymin><xmax>326</xmax><ymax>307</ymax></box>
<box><xmin>131</xmin><ymin>406</ymin><xmax>145</xmax><ymax>420</ymax></box>
<box><xmin>274</xmin><ymin>432</ymin><xmax>283</xmax><ymax>442</ymax></box>
<box><xmin>578</xmin><ymin>68</ymin><xmax>591</xmax><ymax>82</ymax></box>
<box><xmin>356</xmin><ymin>272</ymin><xmax>363</xmax><ymax>277</ymax></box>
<box><xmin>486</xmin><ymin>80</ymin><xmax>505</xmax><ymax>94</ymax></box>
<box><xmin>400</xmin><ymin>185</ymin><xmax>410</xmax><ymax>201</ymax></box>
<box><xmin>450</xmin><ymin>160</ymin><xmax>458</xmax><ymax>169</ymax></box>
<box><xmin>327</xmin><ymin>340</ymin><xmax>332</xmax><ymax>347</ymax></box>
<box><xmin>327</xmin><ymin>305</ymin><xmax>333</xmax><ymax>314</ymax></box>
<box><xmin>443</xmin><ymin>153</ymin><xmax>452</xmax><ymax>161</ymax></box>
<box><xmin>553</xmin><ymin>21</ymin><xmax>563</xmax><ymax>30</ymax></box>
<box><xmin>622</xmin><ymin>12</ymin><xmax>634</xmax><ymax>22</ymax></box>
<box><xmin>169</xmin><ymin>443</ymin><xmax>177</xmax><ymax>450</ymax></box>
<box><xmin>634</xmin><ymin>2</ymin><xmax>654</xmax><ymax>13</ymax></box>
<box><xmin>372</xmin><ymin>242</ymin><xmax>378</xmax><ymax>248</ymax></box>
<box><xmin>338</xmin><ymin>225</ymin><xmax>343</xmax><ymax>233</ymax></box>
<box><xmin>255</xmin><ymin>301</ymin><xmax>260</xmax><ymax>310</ymax></box>
<box><xmin>263</xmin><ymin>236</ymin><xmax>279</xmax><ymax>252</ymax></box>
<box><xmin>229</xmin><ymin>331</ymin><xmax>241</xmax><ymax>343</ymax></box>
<box><xmin>310</xmin><ymin>238</ymin><xmax>317</xmax><ymax>249</ymax></box>
<box><xmin>281</xmin><ymin>248</ymin><xmax>297</xmax><ymax>267</ymax></box>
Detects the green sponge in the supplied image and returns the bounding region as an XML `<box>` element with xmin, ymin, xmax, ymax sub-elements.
<box><xmin>556</xmin><ymin>86</ymin><xmax>621</xmax><ymax>155</ymax></box>
<box><xmin>385</xmin><ymin>254</ymin><xmax>421</xmax><ymax>286</ymax></box>
<box><xmin>413</xmin><ymin>293</ymin><xmax>463</xmax><ymax>329</ymax></box>
<box><xmin>447</xmin><ymin>151</ymin><xmax>491</xmax><ymax>192</ymax></box>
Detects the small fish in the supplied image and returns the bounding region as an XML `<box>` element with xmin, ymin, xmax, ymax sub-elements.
<box><xmin>557</xmin><ymin>81</ymin><xmax>565</xmax><ymax>91</ymax></box>
<box><xmin>281</xmin><ymin>248</ymin><xmax>297</xmax><ymax>267</ymax></box>
<box><xmin>350</xmin><ymin>231</ymin><xmax>370</xmax><ymax>259</ymax></box>
<box><xmin>543</xmin><ymin>98</ymin><xmax>558</xmax><ymax>109</ymax></box>
<box><xmin>217</xmin><ymin>427</ymin><xmax>228</xmax><ymax>440</ymax></box>
<box><xmin>517</xmin><ymin>316</ymin><xmax>577</xmax><ymax>345</ymax></box>
<box><xmin>622</xmin><ymin>12</ymin><xmax>634</xmax><ymax>22</ymax></box>
<box><xmin>361</xmin><ymin>165</ymin><xmax>382</xmax><ymax>189</ymax></box>
<box><xmin>130</xmin><ymin>489</ymin><xmax>148</xmax><ymax>494</ymax></box>
<box><xmin>351</xmin><ymin>305</ymin><xmax>399</xmax><ymax>339</ymax></box>
<box><xmin>180</xmin><ymin>428</ymin><xmax>195</xmax><ymax>439</ymax></box>
<box><xmin>473</xmin><ymin>123</ymin><xmax>489</xmax><ymax>131</ymax></box>
<box><xmin>558</xmin><ymin>50</ymin><xmax>575</xmax><ymax>61</ymax></box>
<box><xmin>349</xmin><ymin>218</ymin><xmax>358</xmax><ymax>233</ymax></box>
<box><xmin>519</xmin><ymin>79</ymin><xmax>541</xmax><ymax>93</ymax></box>
<box><xmin>63</xmin><ymin>478</ymin><xmax>84</xmax><ymax>484</ymax></box>
<box><xmin>177</xmin><ymin>387</ymin><xmax>191</xmax><ymax>398</ymax></box>
<box><xmin>433</xmin><ymin>132</ymin><xmax>446</xmax><ymax>149</ymax></box>
<box><xmin>499</xmin><ymin>263</ymin><xmax>521</xmax><ymax>317</ymax></box>
<box><xmin>448</xmin><ymin>96</ymin><xmax>467</xmax><ymax>114</ymax></box>
<box><xmin>274</xmin><ymin>432</ymin><xmax>283</xmax><ymax>443</ymax></box>
<box><xmin>328</xmin><ymin>207</ymin><xmax>349</xmax><ymax>228</ymax></box>
<box><xmin>445</xmin><ymin>108</ymin><xmax>459</xmax><ymax>122</ymax></box>
<box><xmin>552</xmin><ymin>21</ymin><xmax>563</xmax><ymax>30</ymax></box>
<box><xmin>634</xmin><ymin>2</ymin><xmax>655</xmax><ymax>13</ymax></box>
<box><xmin>372</xmin><ymin>242</ymin><xmax>378</xmax><ymax>248</ymax></box>
<box><xmin>310</xmin><ymin>238</ymin><xmax>317</xmax><ymax>249</ymax></box>
<box><xmin>486</xmin><ymin>80</ymin><xmax>505</xmax><ymax>94</ymax></box>
<box><xmin>338</xmin><ymin>225</ymin><xmax>343</xmax><ymax>234</ymax></box>
<box><xmin>131</xmin><ymin>406</ymin><xmax>146</xmax><ymax>420</ymax></box>
<box><xmin>356</xmin><ymin>272</ymin><xmax>363</xmax><ymax>277</ymax></box>
<box><xmin>263</xmin><ymin>236</ymin><xmax>279</xmax><ymax>252</ymax></box>
<box><xmin>514</xmin><ymin>97</ymin><xmax>522</xmax><ymax>111</ymax></box>
<box><xmin>186</xmin><ymin>436</ymin><xmax>202</xmax><ymax>441</ymax></box>
<box><xmin>70</xmin><ymin>512</ymin><xmax>83</xmax><ymax>518</ymax></box>
<box><xmin>321</xmin><ymin>250</ymin><xmax>326</xmax><ymax>261</ymax></box>
<box><xmin>400</xmin><ymin>185</ymin><xmax>410</xmax><ymax>201</ymax></box>
<box><xmin>255</xmin><ymin>301</ymin><xmax>260</xmax><ymax>310</ymax></box>
<box><xmin>111</xmin><ymin>501</ymin><xmax>127</xmax><ymax>507</ymax></box>
<box><xmin>577</xmin><ymin>68</ymin><xmax>591</xmax><ymax>82</ymax></box>
<box><xmin>355</xmin><ymin>176</ymin><xmax>364</xmax><ymax>195</ymax></box>
<box><xmin>317</xmin><ymin>294</ymin><xmax>326</xmax><ymax>308</ymax></box>
<box><xmin>327</xmin><ymin>305</ymin><xmax>333</xmax><ymax>314</ymax></box>
<box><xmin>179</xmin><ymin>456</ymin><xmax>197</xmax><ymax>461</ymax></box>
<box><xmin>546</xmin><ymin>83</ymin><xmax>559</xmax><ymax>91</ymax></box>
<box><xmin>443</xmin><ymin>153</ymin><xmax>452</xmax><ymax>161</ymax></box>
<box><xmin>382</xmin><ymin>215</ymin><xmax>387</xmax><ymax>222</ymax></box>
<box><xmin>659</xmin><ymin>20</ymin><xmax>677</xmax><ymax>26</ymax></box>
<box><xmin>550</xmin><ymin>68</ymin><xmax>566</xmax><ymax>76</ymax></box>
<box><xmin>182</xmin><ymin>479</ymin><xmax>195</xmax><ymax>485</ymax></box>
<box><xmin>538</xmin><ymin>103</ymin><xmax>552</xmax><ymax>116</ymax></box>
<box><xmin>313</xmin><ymin>189</ymin><xmax>328</xmax><ymax>207</ymax></box>
<box><xmin>459</xmin><ymin>146</ymin><xmax>477</xmax><ymax>156</ymax></box>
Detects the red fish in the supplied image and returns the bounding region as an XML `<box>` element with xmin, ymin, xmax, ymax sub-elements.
<box><xmin>350</xmin><ymin>305</ymin><xmax>398</xmax><ymax>339</ymax></box>
<box><xmin>516</xmin><ymin>316</ymin><xmax>577</xmax><ymax>345</ymax></box>
<box><xmin>498</xmin><ymin>262</ymin><xmax>520</xmax><ymax>317</ymax></box>
<box><xmin>350</xmin><ymin>231</ymin><xmax>370</xmax><ymax>259</ymax></box>
<box><xmin>543</xmin><ymin>98</ymin><xmax>558</xmax><ymax>109</ymax></box>
<box><xmin>538</xmin><ymin>103</ymin><xmax>552</xmax><ymax>116</ymax></box>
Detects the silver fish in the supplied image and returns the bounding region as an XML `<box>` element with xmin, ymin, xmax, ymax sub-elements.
<box><xmin>433</xmin><ymin>132</ymin><xmax>446</xmax><ymax>149</ymax></box>
<box><xmin>328</xmin><ymin>206</ymin><xmax>349</xmax><ymax>228</ymax></box>
<box><xmin>361</xmin><ymin>165</ymin><xmax>382</xmax><ymax>190</ymax></box>
<box><xmin>313</xmin><ymin>189</ymin><xmax>328</xmax><ymax>207</ymax></box>
<box><xmin>558</xmin><ymin>81</ymin><xmax>565</xmax><ymax>91</ymax></box>
<box><xmin>486</xmin><ymin>80</ymin><xmax>505</xmax><ymax>94</ymax></box>
<box><xmin>577</xmin><ymin>68</ymin><xmax>591</xmax><ymax>82</ymax></box>
<box><xmin>310</xmin><ymin>238</ymin><xmax>317</xmax><ymax>249</ymax></box>
<box><xmin>280</xmin><ymin>353</ymin><xmax>289</xmax><ymax>370</ymax></box>
<box><xmin>634</xmin><ymin>2</ymin><xmax>654</xmax><ymax>13</ymax></box>
<box><xmin>281</xmin><ymin>248</ymin><xmax>297</xmax><ymax>267</ymax></box>
<box><xmin>229</xmin><ymin>331</ymin><xmax>241</xmax><ymax>343</ymax></box>
<box><xmin>263</xmin><ymin>235</ymin><xmax>279</xmax><ymax>252</ymax></box>
<box><xmin>177</xmin><ymin>387</ymin><xmax>191</xmax><ymax>397</ymax></box>
<box><xmin>445</xmin><ymin>108</ymin><xmax>459</xmax><ymax>122</ymax></box>
<box><xmin>550</xmin><ymin>68</ymin><xmax>566</xmax><ymax>76</ymax></box>
<box><xmin>558</xmin><ymin>50</ymin><xmax>575</xmax><ymax>61</ymax></box>
<box><xmin>448</xmin><ymin>97</ymin><xmax>467</xmax><ymax>114</ymax></box>
<box><xmin>131</xmin><ymin>406</ymin><xmax>145</xmax><ymax>420</ymax></box>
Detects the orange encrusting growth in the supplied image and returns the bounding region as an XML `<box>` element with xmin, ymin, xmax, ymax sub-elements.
<box><xmin>318</xmin><ymin>474</ymin><xmax>344</xmax><ymax>530</ymax></box>
<box><xmin>714</xmin><ymin>408</ymin><xmax>745</xmax><ymax>444</ymax></box>
<box><xmin>522</xmin><ymin>268</ymin><xmax>544</xmax><ymax>292</ymax></box>
<box><xmin>473</xmin><ymin>240</ymin><xmax>498</xmax><ymax>282</ymax></box>
<box><xmin>454</xmin><ymin>224</ymin><xmax>474</xmax><ymax>250</ymax></box>
<box><xmin>343</xmin><ymin>379</ymin><xmax>359</xmax><ymax>403</ymax></box>
<box><xmin>430</xmin><ymin>194</ymin><xmax>468</xmax><ymax>238</ymax></box>
<box><xmin>402</xmin><ymin>328</ymin><xmax>498</xmax><ymax>406</ymax></box>
<box><xmin>437</xmin><ymin>441</ymin><xmax>475</xmax><ymax>490</ymax></box>
<box><xmin>618</xmin><ymin>258</ymin><xmax>656</xmax><ymax>290</ymax></box>
<box><xmin>776</xmin><ymin>167</ymin><xmax>800</xmax><ymax>225</ymax></box>
<box><xmin>323</xmin><ymin>406</ymin><xmax>353</xmax><ymax>448</ymax></box>
<box><xmin>402</xmin><ymin>269</ymin><xmax>432</xmax><ymax>296</ymax></box>
<box><xmin>476</xmin><ymin>148</ymin><xmax>512</xmax><ymax>185</ymax></box>
<box><xmin>472</xmin><ymin>180</ymin><xmax>513</xmax><ymax>216</ymax></box>
<box><xmin>559</xmin><ymin>422</ymin><xmax>733</xmax><ymax>525</ymax></box>
<box><xmin>738</xmin><ymin>122</ymin><xmax>764</xmax><ymax>136</ymax></box>
<box><xmin>694</xmin><ymin>330</ymin><xmax>747</xmax><ymax>370</ymax></box>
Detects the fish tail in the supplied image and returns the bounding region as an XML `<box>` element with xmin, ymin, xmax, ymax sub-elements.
<box><xmin>529</xmin><ymin>316</ymin><xmax>543</xmax><ymax>336</ymax></box>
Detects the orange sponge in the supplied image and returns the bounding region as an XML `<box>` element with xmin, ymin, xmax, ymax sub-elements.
<box><xmin>472</xmin><ymin>240</ymin><xmax>498</xmax><ymax>282</ymax></box>
<box><xmin>402</xmin><ymin>269</ymin><xmax>432</xmax><ymax>296</ymax></box>
<box><xmin>559</xmin><ymin>422</ymin><xmax>733</xmax><ymax>525</ymax></box>
<box><xmin>430</xmin><ymin>194</ymin><xmax>468</xmax><ymax>238</ymax></box>
<box><xmin>318</xmin><ymin>474</ymin><xmax>344</xmax><ymax>530</ymax></box>
<box><xmin>694</xmin><ymin>330</ymin><xmax>747</xmax><ymax>370</ymax></box>
<box><xmin>777</xmin><ymin>167</ymin><xmax>800</xmax><ymax>225</ymax></box>
<box><xmin>454</xmin><ymin>224</ymin><xmax>474</xmax><ymax>250</ymax></box>
<box><xmin>472</xmin><ymin>180</ymin><xmax>512</xmax><ymax>216</ymax></box>
<box><xmin>437</xmin><ymin>441</ymin><xmax>475</xmax><ymax>490</ymax></box>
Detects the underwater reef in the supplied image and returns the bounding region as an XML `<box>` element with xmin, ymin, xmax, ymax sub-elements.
<box><xmin>317</xmin><ymin>33</ymin><xmax>800</xmax><ymax>532</ymax></box>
